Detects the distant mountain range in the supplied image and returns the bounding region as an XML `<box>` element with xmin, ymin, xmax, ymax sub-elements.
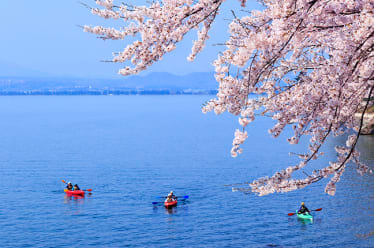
<box><xmin>0</xmin><ymin>72</ymin><xmax>219</xmax><ymax>95</ymax></box>
<box><xmin>0</xmin><ymin>60</ymin><xmax>49</xmax><ymax>78</ymax></box>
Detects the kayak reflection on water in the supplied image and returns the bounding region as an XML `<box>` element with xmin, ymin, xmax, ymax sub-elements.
<box><xmin>64</xmin><ymin>194</ymin><xmax>85</xmax><ymax>204</ymax></box>
<box><xmin>297</xmin><ymin>217</ymin><xmax>313</xmax><ymax>225</ymax></box>
<box><xmin>166</xmin><ymin>207</ymin><xmax>177</xmax><ymax>215</ymax></box>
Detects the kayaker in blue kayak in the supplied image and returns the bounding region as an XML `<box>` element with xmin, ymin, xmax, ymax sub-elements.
<box><xmin>66</xmin><ymin>182</ymin><xmax>73</xmax><ymax>191</ymax></box>
<box><xmin>298</xmin><ymin>202</ymin><xmax>310</xmax><ymax>214</ymax></box>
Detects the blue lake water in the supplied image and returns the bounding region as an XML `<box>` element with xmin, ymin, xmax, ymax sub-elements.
<box><xmin>0</xmin><ymin>95</ymin><xmax>373</xmax><ymax>247</ymax></box>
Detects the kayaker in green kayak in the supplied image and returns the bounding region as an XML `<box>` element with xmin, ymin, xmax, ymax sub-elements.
<box><xmin>298</xmin><ymin>202</ymin><xmax>310</xmax><ymax>214</ymax></box>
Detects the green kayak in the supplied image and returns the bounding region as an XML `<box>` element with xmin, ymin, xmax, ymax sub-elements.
<box><xmin>296</xmin><ymin>211</ymin><xmax>313</xmax><ymax>220</ymax></box>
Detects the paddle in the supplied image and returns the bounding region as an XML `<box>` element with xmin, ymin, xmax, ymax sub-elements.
<box><xmin>288</xmin><ymin>208</ymin><xmax>322</xmax><ymax>216</ymax></box>
<box><xmin>156</xmin><ymin>195</ymin><xmax>189</xmax><ymax>199</ymax></box>
<box><xmin>61</xmin><ymin>180</ymin><xmax>92</xmax><ymax>192</ymax></box>
<box><xmin>152</xmin><ymin>196</ymin><xmax>189</xmax><ymax>205</ymax></box>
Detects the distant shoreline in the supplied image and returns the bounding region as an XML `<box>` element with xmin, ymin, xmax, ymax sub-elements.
<box><xmin>0</xmin><ymin>89</ymin><xmax>218</xmax><ymax>96</ymax></box>
<box><xmin>0</xmin><ymin>73</ymin><xmax>218</xmax><ymax>96</ymax></box>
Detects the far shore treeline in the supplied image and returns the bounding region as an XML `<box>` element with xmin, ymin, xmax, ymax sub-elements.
<box><xmin>0</xmin><ymin>72</ymin><xmax>220</xmax><ymax>95</ymax></box>
<box><xmin>0</xmin><ymin>89</ymin><xmax>217</xmax><ymax>96</ymax></box>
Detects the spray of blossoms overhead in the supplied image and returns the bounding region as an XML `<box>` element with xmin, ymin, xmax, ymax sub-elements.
<box><xmin>85</xmin><ymin>0</ymin><xmax>374</xmax><ymax>196</ymax></box>
<box><xmin>84</xmin><ymin>0</ymin><xmax>224</xmax><ymax>75</ymax></box>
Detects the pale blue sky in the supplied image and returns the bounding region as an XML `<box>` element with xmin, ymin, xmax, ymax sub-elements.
<box><xmin>0</xmin><ymin>0</ymin><xmax>261</xmax><ymax>78</ymax></box>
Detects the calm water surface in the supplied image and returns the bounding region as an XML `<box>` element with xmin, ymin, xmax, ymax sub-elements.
<box><xmin>0</xmin><ymin>96</ymin><xmax>373</xmax><ymax>247</ymax></box>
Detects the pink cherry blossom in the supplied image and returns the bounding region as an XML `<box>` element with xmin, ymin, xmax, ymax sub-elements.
<box><xmin>85</xmin><ymin>0</ymin><xmax>374</xmax><ymax>196</ymax></box>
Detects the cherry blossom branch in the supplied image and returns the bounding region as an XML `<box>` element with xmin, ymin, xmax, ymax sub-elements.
<box><xmin>85</xmin><ymin>0</ymin><xmax>374</xmax><ymax>196</ymax></box>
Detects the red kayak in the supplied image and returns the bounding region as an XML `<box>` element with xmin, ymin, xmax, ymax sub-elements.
<box><xmin>65</xmin><ymin>190</ymin><xmax>85</xmax><ymax>196</ymax></box>
<box><xmin>164</xmin><ymin>200</ymin><xmax>177</xmax><ymax>208</ymax></box>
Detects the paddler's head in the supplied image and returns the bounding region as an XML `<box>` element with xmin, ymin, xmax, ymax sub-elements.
<box><xmin>301</xmin><ymin>202</ymin><xmax>305</xmax><ymax>206</ymax></box>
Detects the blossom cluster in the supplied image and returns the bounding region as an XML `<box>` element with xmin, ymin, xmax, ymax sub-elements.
<box><xmin>212</xmin><ymin>0</ymin><xmax>374</xmax><ymax>196</ymax></box>
<box><xmin>85</xmin><ymin>0</ymin><xmax>227</xmax><ymax>75</ymax></box>
<box><xmin>86</xmin><ymin>0</ymin><xmax>374</xmax><ymax>196</ymax></box>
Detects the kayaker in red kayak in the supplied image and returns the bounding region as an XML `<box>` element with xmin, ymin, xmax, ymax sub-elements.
<box><xmin>165</xmin><ymin>191</ymin><xmax>176</xmax><ymax>202</ymax></box>
<box><xmin>298</xmin><ymin>202</ymin><xmax>310</xmax><ymax>214</ymax></box>
<box><xmin>66</xmin><ymin>182</ymin><xmax>73</xmax><ymax>191</ymax></box>
<box><xmin>66</xmin><ymin>182</ymin><xmax>81</xmax><ymax>191</ymax></box>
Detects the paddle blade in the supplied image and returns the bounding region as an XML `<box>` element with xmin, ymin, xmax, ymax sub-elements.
<box><xmin>86</xmin><ymin>189</ymin><xmax>92</xmax><ymax>192</ymax></box>
<box><xmin>152</xmin><ymin>202</ymin><xmax>160</xmax><ymax>205</ymax></box>
<box><xmin>175</xmin><ymin>195</ymin><xmax>189</xmax><ymax>199</ymax></box>
<box><xmin>288</xmin><ymin>213</ymin><xmax>295</xmax><ymax>216</ymax></box>
<box><xmin>313</xmin><ymin>208</ymin><xmax>322</xmax><ymax>212</ymax></box>
<box><xmin>61</xmin><ymin>180</ymin><xmax>66</xmax><ymax>184</ymax></box>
